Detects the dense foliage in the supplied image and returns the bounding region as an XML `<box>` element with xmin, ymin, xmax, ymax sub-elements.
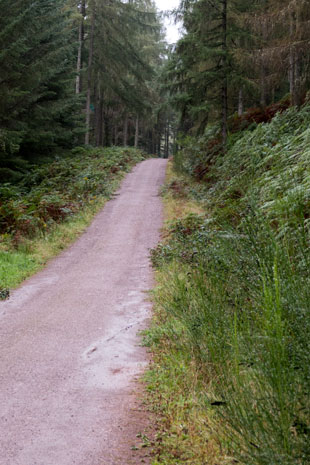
<box><xmin>0</xmin><ymin>0</ymin><xmax>168</xmax><ymax>181</ymax></box>
<box><xmin>0</xmin><ymin>146</ymin><xmax>146</xmax><ymax>294</ymax></box>
<box><xmin>0</xmin><ymin>0</ymin><xmax>82</xmax><ymax>178</ymax></box>
<box><xmin>80</xmin><ymin>0</ymin><xmax>168</xmax><ymax>149</ymax></box>
<box><xmin>150</xmin><ymin>106</ymin><xmax>310</xmax><ymax>464</ymax></box>
<box><xmin>166</xmin><ymin>0</ymin><xmax>310</xmax><ymax>141</ymax></box>
<box><xmin>0</xmin><ymin>146</ymin><xmax>145</xmax><ymax>242</ymax></box>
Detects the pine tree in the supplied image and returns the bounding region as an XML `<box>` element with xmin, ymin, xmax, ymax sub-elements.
<box><xmin>82</xmin><ymin>0</ymin><xmax>165</xmax><ymax>148</ymax></box>
<box><xmin>0</xmin><ymin>0</ymin><xmax>82</xmax><ymax>178</ymax></box>
<box><xmin>166</xmin><ymin>0</ymin><xmax>310</xmax><ymax>142</ymax></box>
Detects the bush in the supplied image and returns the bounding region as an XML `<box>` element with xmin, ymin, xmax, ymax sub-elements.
<box><xmin>0</xmin><ymin>146</ymin><xmax>146</xmax><ymax>242</ymax></box>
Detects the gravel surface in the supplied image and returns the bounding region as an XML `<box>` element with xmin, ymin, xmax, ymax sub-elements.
<box><xmin>0</xmin><ymin>158</ymin><xmax>167</xmax><ymax>465</ymax></box>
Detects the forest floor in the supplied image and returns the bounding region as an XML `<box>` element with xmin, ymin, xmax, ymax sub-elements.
<box><xmin>0</xmin><ymin>158</ymin><xmax>167</xmax><ymax>465</ymax></box>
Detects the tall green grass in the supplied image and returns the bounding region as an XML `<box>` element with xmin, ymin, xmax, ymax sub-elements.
<box><xmin>150</xmin><ymin>106</ymin><xmax>310</xmax><ymax>464</ymax></box>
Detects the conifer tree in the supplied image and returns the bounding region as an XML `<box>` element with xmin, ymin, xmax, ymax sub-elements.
<box><xmin>82</xmin><ymin>0</ymin><xmax>165</xmax><ymax>148</ymax></box>
<box><xmin>166</xmin><ymin>0</ymin><xmax>246</xmax><ymax>140</ymax></box>
<box><xmin>166</xmin><ymin>0</ymin><xmax>310</xmax><ymax>140</ymax></box>
<box><xmin>0</xmin><ymin>0</ymin><xmax>82</xmax><ymax>177</ymax></box>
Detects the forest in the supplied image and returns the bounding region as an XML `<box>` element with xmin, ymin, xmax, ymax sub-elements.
<box><xmin>1</xmin><ymin>0</ymin><xmax>310</xmax><ymax>464</ymax></box>
<box><xmin>0</xmin><ymin>0</ymin><xmax>170</xmax><ymax>181</ymax></box>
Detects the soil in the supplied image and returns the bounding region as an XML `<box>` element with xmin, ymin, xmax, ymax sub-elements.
<box><xmin>0</xmin><ymin>158</ymin><xmax>167</xmax><ymax>465</ymax></box>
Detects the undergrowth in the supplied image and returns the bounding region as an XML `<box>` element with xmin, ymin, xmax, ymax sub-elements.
<box><xmin>146</xmin><ymin>106</ymin><xmax>310</xmax><ymax>465</ymax></box>
<box><xmin>0</xmin><ymin>146</ymin><xmax>146</xmax><ymax>296</ymax></box>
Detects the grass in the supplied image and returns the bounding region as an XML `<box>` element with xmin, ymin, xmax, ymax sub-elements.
<box><xmin>161</xmin><ymin>162</ymin><xmax>204</xmax><ymax>222</ymax></box>
<box><xmin>145</xmin><ymin>106</ymin><xmax>310</xmax><ymax>465</ymax></box>
<box><xmin>0</xmin><ymin>146</ymin><xmax>147</xmax><ymax>295</ymax></box>
<box><xmin>143</xmin><ymin>161</ymin><xmax>226</xmax><ymax>465</ymax></box>
<box><xmin>0</xmin><ymin>196</ymin><xmax>105</xmax><ymax>290</ymax></box>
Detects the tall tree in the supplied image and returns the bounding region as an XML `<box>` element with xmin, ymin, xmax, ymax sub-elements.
<box><xmin>0</xmin><ymin>0</ymin><xmax>82</xmax><ymax>176</ymax></box>
<box><xmin>75</xmin><ymin>0</ymin><xmax>86</xmax><ymax>95</ymax></box>
<box><xmin>85</xmin><ymin>1</ymin><xmax>96</xmax><ymax>145</ymax></box>
<box><xmin>166</xmin><ymin>0</ymin><xmax>310</xmax><ymax>143</ymax></box>
<box><xmin>81</xmin><ymin>0</ymin><xmax>165</xmax><ymax>148</ymax></box>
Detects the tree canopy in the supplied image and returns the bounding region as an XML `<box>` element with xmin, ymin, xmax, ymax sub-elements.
<box><xmin>165</xmin><ymin>0</ymin><xmax>310</xmax><ymax>140</ymax></box>
<box><xmin>0</xmin><ymin>0</ymin><xmax>168</xmax><ymax>180</ymax></box>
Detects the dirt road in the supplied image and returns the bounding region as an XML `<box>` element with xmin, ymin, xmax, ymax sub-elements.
<box><xmin>0</xmin><ymin>158</ymin><xmax>167</xmax><ymax>465</ymax></box>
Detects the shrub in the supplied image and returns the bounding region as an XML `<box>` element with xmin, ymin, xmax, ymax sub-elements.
<box><xmin>0</xmin><ymin>147</ymin><xmax>146</xmax><ymax>242</ymax></box>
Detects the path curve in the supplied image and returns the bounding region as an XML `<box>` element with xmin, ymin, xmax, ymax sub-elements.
<box><xmin>0</xmin><ymin>158</ymin><xmax>167</xmax><ymax>465</ymax></box>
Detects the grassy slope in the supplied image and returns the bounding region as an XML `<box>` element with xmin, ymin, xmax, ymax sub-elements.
<box><xmin>144</xmin><ymin>162</ymin><xmax>223</xmax><ymax>465</ymax></box>
<box><xmin>146</xmin><ymin>106</ymin><xmax>310</xmax><ymax>465</ymax></box>
<box><xmin>0</xmin><ymin>147</ymin><xmax>146</xmax><ymax>294</ymax></box>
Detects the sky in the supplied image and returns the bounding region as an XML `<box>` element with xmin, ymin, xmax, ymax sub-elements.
<box><xmin>154</xmin><ymin>0</ymin><xmax>182</xmax><ymax>44</ymax></box>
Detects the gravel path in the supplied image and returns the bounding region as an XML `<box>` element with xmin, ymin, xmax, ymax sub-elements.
<box><xmin>0</xmin><ymin>158</ymin><xmax>167</xmax><ymax>465</ymax></box>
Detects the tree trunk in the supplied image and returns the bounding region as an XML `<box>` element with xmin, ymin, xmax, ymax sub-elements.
<box><xmin>85</xmin><ymin>5</ymin><xmax>95</xmax><ymax>145</ymax></box>
<box><xmin>151</xmin><ymin>129</ymin><xmax>156</xmax><ymax>154</ymax></box>
<box><xmin>157</xmin><ymin>133</ymin><xmax>161</xmax><ymax>157</ymax></box>
<box><xmin>100</xmin><ymin>103</ymin><xmax>104</xmax><ymax>146</ymax></box>
<box><xmin>294</xmin><ymin>50</ymin><xmax>303</xmax><ymax>107</ymax></box>
<box><xmin>166</xmin><ymin>121</ymin><xmax>170</xmax><ymax>158</ymax></box>
<box><xmin>295</xmin><ymin>7</ymin><xmax>304</xmax><ymax>107</ymax></box>
<box><xmin>95</xmin><ymin>82</ymin><xmax>103</xmax><ymax>146</ymax></box>
<box><xmin>221</xmin><ymin>0</ymin><xmax>228</xmax><ymax>145</ymax></box>
<box><xmin>172</xmin><ymin>128</ymin><xmax>177</xmax><ymax>155</ymax></box>
<box><xmin>134</xmin><ymin>116</ymin><xmax>139</xmax><ymax>148</ymax></box>
<box><xmin>238</xmin><ymin>88</ymin><xmax>243</xmax><ymax>116</ymax></box>
<box><xmin>260</xmin><ymin>65</ymin><xmax>267</xmax><ymax>107</ymax></box>
<box><xmin>289</xmin><ymin>50</ymin><xmax>295</xmax><ymax>103</ymax></box>
<box><xmin>164</xmin><ymin>119</ymin><xmax>169</xmax><ymax>158</ymax></box>
<box><xmin>103</xmin><ymin>110</ymin><xmax>111</xmax><ymax>146</ymax></box>
<box><xmin>163</xmin><ymin>125</ymin><xmax>167</xmax><ymax>158</ymax></box>
<box><xmin>260</xmin><ymin>19</ymin><xmax>268</xmax><ymax>108</ymax></box>
<box><xmin>75</xmin><ymin>0</ymin><xmax>85</xmax><ymax>94</ymax></box>
<box><xmin>289</xmin><ymin>11</ymin><xmax>296</xmax><ymax>105</ymax></box>
<box><xmin>123</xmin><ymin>113</ymin><xmax>128</xmax><ymax>146</ymax></box>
